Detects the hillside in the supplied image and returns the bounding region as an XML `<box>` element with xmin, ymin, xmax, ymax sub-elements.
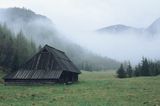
<box><xmin>0</xmin><ymin>7</ymin><xmax>120</xmax><ymax>71</ymax></box>
<box><xmin>0</xmin><ymin>71</ymin><xmax>160</xmax><ymax>106</ymax></box>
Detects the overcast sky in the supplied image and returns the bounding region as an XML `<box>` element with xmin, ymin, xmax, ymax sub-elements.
<box><xmin>0</xmin><ymin>0</ymin><xmax>160</xmax><ymax>63</ymax></box>
<box><xmin>0</xmin><ymin>0</ymin><xmax>160</xmax><ymax>31</ymax></box>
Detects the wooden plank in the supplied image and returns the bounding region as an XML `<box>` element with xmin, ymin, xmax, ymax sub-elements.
<box><xmin>35</xmin><ymin>54</ymin><xmax>41</xmax><ymax>70</ymax></box>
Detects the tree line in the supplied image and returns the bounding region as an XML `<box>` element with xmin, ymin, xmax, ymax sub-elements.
<box><xmin>117</xmin><ymin>58</ymin><xmax>160</xmax><ymax>78</ymax></box>
<box><xmin>0</xmin><ymin>24</ymin><xmax>37</xmax><ymax>72</ymax></box>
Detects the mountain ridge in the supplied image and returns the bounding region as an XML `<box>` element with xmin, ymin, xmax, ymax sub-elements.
<box><xmin>97</xmin><ymin>18</ymin><xmax>160</xmax><ymax>35</ymax></box>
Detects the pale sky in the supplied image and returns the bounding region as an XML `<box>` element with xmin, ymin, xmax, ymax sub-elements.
<box><xmin>0</xmin><ymin>0</ymin><xmax>160</xmax><ymax>31</ymax></box>
<box><xmin>0</xmin><ymin>0</ymin><xmax>160</xmax><ymax>63</ymax></box>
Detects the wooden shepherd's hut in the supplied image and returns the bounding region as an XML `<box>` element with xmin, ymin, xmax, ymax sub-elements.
<box><xmin>3</xmin><ymin>45</ymin><xmax>81</xmax><ymax>85</ymax></box>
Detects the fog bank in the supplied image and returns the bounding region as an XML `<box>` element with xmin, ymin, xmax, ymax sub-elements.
<box><xmin>59</xmin><ymin>29</ymin><xmax>160</xmax><ymax>64</ymax></box>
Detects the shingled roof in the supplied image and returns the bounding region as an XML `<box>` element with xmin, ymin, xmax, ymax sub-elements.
<box><xmin>43</xmin><ymin>45</ymin><xmax>80</xmax><ymax>73</ymax></box>
<box><xmin>4</xmin><ymin>45</ymin><xmax>80</xmax><ymax>80</ymax></box>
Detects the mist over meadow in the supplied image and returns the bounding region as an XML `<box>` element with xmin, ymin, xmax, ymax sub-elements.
<box><xmin>0</xmin><ymin>0</ymin><xmax>160</xmax><ymax>67</ymax></box>
<box><xmin>56</xmin><ymin>19</ymin><xmax>160</xmax><ymax>65</ymax></box>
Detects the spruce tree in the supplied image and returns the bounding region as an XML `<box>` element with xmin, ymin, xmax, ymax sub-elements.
<box><xmin>11</xmin><ymin>54</ymin><xmax>19</xmax><ymax>71</ymax></box>
<box><xmin>134</xmin><ymin>66</ymin><xmax>140</xmax><ymax>77</ymax></box>
<box><xmin>126</xmin><ymin>63</ymin><xmax>133</xmax><ymax>78</ymax></box>
<box><xmin>141</xmin><ymin>58</ymin><xmax>150</xmax><ymax>76</ymax></box>
<box><xmin>117</xmin><ymin>64</ymin><xmax>126</xmax><ymax>78</ymax></box>
<box><xmin>0</xmin><ymin>24</ymin><xmax>37</xmax><ymax>72</ymax></box>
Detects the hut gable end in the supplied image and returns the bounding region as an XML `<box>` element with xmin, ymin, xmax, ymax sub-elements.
<box><xmin>21</xmin><ymin>47</ymin><xmax>56</xmax><ymax>70</ymax></box>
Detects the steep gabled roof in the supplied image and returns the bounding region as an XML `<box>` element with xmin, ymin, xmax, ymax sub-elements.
<box><xmin>44</xmin><ymin>45</ymin><xmax>80</xmax><ymax>74</ymax></box>
<box><xmin>3</xmin><ymin>44</ymin><xmax>80</xmax><ymax>80</ymax></box>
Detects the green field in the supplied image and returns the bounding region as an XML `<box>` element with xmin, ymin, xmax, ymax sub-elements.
<box><xmin>0</xmin><ymin>71</ymin><xmax>160</xmax><ymax>106</ymax></box>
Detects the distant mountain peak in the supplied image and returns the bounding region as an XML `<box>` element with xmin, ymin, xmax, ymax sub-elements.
<box><xmin>97</xmin><ymin>17</ymin><xmax>160</xmax><ymax>36</ymax></box>
<box><xmin>102</xmin><ymin>24</ymin><xmax>130</xmax><ymax>30</ymax></box>
<box><xmin>147</xmin><ymin>17</ymin><xmax>160</xmax><ymax>34</ymax></box>
<box><xmin>97</xmin><ymin>24</ymin><xmax>140</xmax><ymax>34</ymax></box>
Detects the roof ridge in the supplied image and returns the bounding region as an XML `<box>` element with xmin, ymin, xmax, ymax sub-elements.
<box><xmin>44</xmin><ymin>44</ymin><xmax>65</xmax><ymax>54</ymax></box>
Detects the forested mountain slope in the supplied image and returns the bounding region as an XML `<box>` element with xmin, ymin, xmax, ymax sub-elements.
<box><xmin>0</xmin><ymin>7</ymin><xmax>120</xmax><ymax>71</ymax></box>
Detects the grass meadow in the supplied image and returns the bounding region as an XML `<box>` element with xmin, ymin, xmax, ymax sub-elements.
<box><xmin>0</xmin><ymin>71</ymin><xmax>160</xmax><ymax>106</ymax></box>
